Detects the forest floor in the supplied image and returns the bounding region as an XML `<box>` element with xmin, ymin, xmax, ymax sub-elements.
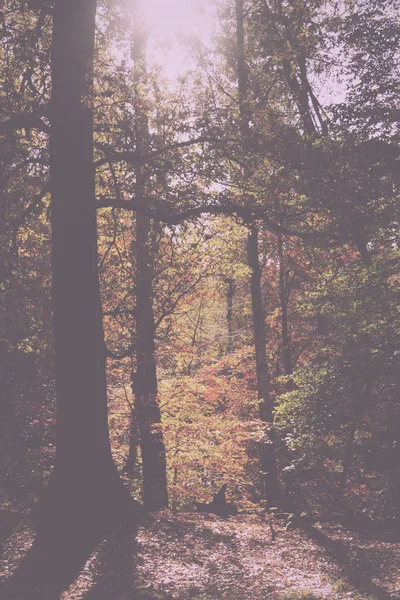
<box><xmin>1</xmin><ymin>510</ymin><xmax>399</xmax><ymax>600</ymax></box>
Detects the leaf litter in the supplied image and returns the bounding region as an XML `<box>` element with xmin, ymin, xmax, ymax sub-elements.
<box><xmin>1</xmin><ymin>512</ymin><xmax>399</xmax><ymax>599</ymax></box>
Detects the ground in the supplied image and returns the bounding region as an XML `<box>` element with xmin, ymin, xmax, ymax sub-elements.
<box><xmin>1</xmin><ymin>511</ymin><xmax>399</xmax><ymax>599</ymax></box>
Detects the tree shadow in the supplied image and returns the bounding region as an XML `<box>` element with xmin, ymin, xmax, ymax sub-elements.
<box><xmin>302</xmin><ymin>523</ymin><xmax>395</xmax><ymax>600</ymax></box>
<box><xmin>0</xmin><ymin>526</ymin><xmax>111</xmax><ymax>600</ymax></box>
<box><xmin>79</xmin><ymin>511</ymin><xmax>180</xmax><ymax>600</ymax></box>
<box><xmin>0</xmin><ymin>510</ymin><xmax>22</xmax><ymax>550</ymax></box>
<box><xmin>0</xmin><ymin>503</ymin><xmax>141</xmax><ymax>600</ymax></box>
<box><xmin>80</xmin><ymin>513</ymin><xmax>252</xmax><ymax>600</ymax></box>
<box><xmin>79</xmin><ymin>528</ymin><xmax>163</xmax><ymax>600</ymax></box>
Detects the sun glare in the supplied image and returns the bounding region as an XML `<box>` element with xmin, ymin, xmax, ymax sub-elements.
<box><xmin>135</xmin><ymin>0</ymin><xmax>213</xmax><ymax>81</ymax></box>
<box><xmin>143</xmin><ymin>0</ymin><xmax>207</xmax><ymax>38</ymax></box>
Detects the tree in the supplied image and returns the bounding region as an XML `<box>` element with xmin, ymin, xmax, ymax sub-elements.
<box><xmin>1</xmin><ymin>0</ymin><xmax>399</xmax><ymax>560</ymax></box>
<box><xmin>129</xmin><ymin>4</ymin><xmax>169</xmax><ymax>511</ymax></box>
<box><xmin>234</xmin><ymin>0</ymin><xmax>282</xmax><ymax>508</ymax></box>
<box><xmin>35</xmin><ymin>0</ymin><xmax>135</xmax><ymax>540</ymax></box>
<box><xmin>275</xmin><ymin>246</ymin><xmax>400</xmax><ymax>518</ymax></box>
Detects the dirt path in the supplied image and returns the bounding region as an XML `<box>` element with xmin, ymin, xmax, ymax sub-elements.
<box><xmin>1</xmin><ymin>512</ymin><xmax>399</xmax><ymax>599</ymax></box>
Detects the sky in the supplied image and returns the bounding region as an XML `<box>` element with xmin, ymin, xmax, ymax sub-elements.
<box><xmin>142</xmin><ymin>0</ymin><xmax>209</xmax><ymax>38</ymax></box>
<box><xmin>122</xmin><ymin>0</ymin><xmax>347</xmax><ymax>103</ymax></box>
<box><xmin>136</xmin><ymin>0</ymin><xmax>215</xmax><ymax>83</ymax></box>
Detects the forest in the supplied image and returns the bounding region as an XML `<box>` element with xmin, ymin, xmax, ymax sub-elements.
<box><xmin>0</xmin><ymin>0</ymin><xmax>399</xmax><ymax>599</ymax></box>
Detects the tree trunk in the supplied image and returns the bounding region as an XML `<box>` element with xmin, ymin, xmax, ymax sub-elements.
<box><xmin>235</xmin><ymin>0</ymin><xmax>282</xmax><ymax>509</ymax></box>
<box><xmin>131</xmin><ymin>12</ymin><xmax>168</xmax><ymax>512</ymax></box>
<box><xmin>134</xmin><ymin>213</ymin><xmax>169</xmax><ymax>511</ymax></box>
<box><xmin>171</xmin><ymin>466</ymin><xmax>178</xmax><ymax>512</ymax></box>
<box><xmin>122</xmin><ymin>410</ymin><xmax>139</xmax><ymax>477</ymax></box>
<box><xmin>247</xmin><ymin>227</ymin><xmax>282</xmax><ymax>508</ymax></box>
<box><xmin>282</xmin><ymin>58</ymin><xmax>316</xmax><ymax>137</ymax></box>
<box><xmin>277</xmin><ymin>234</ymin><xmax>293</xmax><ymax>375</ymax></box>
<box><xmin>337</xmin><ymin>421</ymin><xmax>358</xmax><ymax>500</ymax></box>
<box><xmin>34</xmin><ymin>0</ymin><xmax>135</xmax><ymax>542</ymax></box>
<box><xmin>226</xmin><ymin>278</ymin><xmax>236</xmax><ymax>353</ymax></box>
<box><xmin>331</xmin><ymin>336</ymin><xmax>372</xmax><ymax>510</ymax></box>
<box><xmin>235</xmin><ymin>0</ymin><xmax>250</xmax><ymax>135</ymax></box>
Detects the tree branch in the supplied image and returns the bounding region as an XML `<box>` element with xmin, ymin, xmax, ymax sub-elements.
<box><xmin>0</xmin><ymin>114</ymin><xmax>50</xmax><ymax>136</ymax></box>
<box><xmin>94</xmin><ymin>136</ymin><xmax>241</xmax><ymax>167</ymax></box>
<box><xmin>105</xmin><ymin>345</ymin><xmax>134</xmax><ymax>360</ymax></box>
<box><xmin>97</xmin><ymin>195</ymin><xmax>346</xmax><ymax>243</ymax></box>
<box><xmin>1</xmin><ymin>183</ymin><xmax>50</xmax><ymax>236</ymax></box>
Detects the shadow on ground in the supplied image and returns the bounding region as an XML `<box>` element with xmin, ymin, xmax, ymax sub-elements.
<box><xmin>0</xmin><ymin>524</ymin><xmax>120</xmax><ymax>600</ymax></box>
<box><xmin>80</xmin><ymin>528</ymin><xmax>174</xmax><ymax>600</ymax></box>
<box><xmin>0</xmin><ymin>515</ymin><xmax>174</xmax><ymax>600</ymax></box>
<box><xmin>0</xmin><ymin>510</ymin><xmax>22</xmax><ymax>550</ymax></box>
<box><xmin>303</xmin><ymin>523</ymin><xmax>396</xmax><ymax>600</ymax></box>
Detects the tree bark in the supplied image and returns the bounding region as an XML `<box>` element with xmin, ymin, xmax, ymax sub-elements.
<box><xmin>282</xmin><ymin>58</ymin><xmax>316</xmax><ymax>137</ymax></box>
<box><xmin>226</xmin><ymin>278</ymin><xmax>236</xmax><ymax>353</ymax></box>
<box><xmin>277</xmin><ymin>234</ymin><xmax>293</xmax><ymax>375</ymax></box>
<box><xmin>247</xmin><ymin>227</ymin><xmax>282</xmax><ymax>508</ymax></box>
<box><xmin>131</xmin><ymin>11</ymin><xmax>168</xmax><ymax>512</ymax></box>
<box><xmin>235</xmin><ymin>0</ymin><xmax>250</xmax><ymax>135</ymax></box>
<box><xmin>122</xmin><ymin>410</ymin><xmax>139</xmax><ymax>477</ymax></box>
<box><xmin>235</xmin><ymin>0</ymin><xmax>282</xmax><ymax>508</ymax></box>
<box><xmin>134</xmin><ymin>213</ymin><xmax>168</xmax><ymax>511</ymax></box>
<box><xmin>335</xmin><ymin>337</ymin><xmax>372</xmax><ymax>503</ymax></box>
<box><xmin>35</xmin><ymin>0</ymin><xmax>133</xmax><ymax>536</ymax></box>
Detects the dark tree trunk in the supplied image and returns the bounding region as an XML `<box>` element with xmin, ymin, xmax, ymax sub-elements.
<box><xmin>0</xmin><ymin>4</ymin><xmax>140</xmax><ymax>596</ymax></box>
<box><xmin>235</xmin><ymin>0</ymin><xmax>282</xmax><ymax>509</ymax></box>
<box><xmin>247</xmin><ymin>227</ymin><xmax>282</xmax><ymax>508</ymax></box>
<box><xmin>235</xmin><ymin>0</ymin><xmax>250</xmax><ymax>135</ymax></box>
<box><xmin>134</xmin><ymin>213</ymin><xmax>168</xmax><ymax>511</ymax></box>
<box><xmin>338</xmin><ymin>421</ymin><xmax>358</xmax><ymax>499</ymax></box>
<box><xmin>352</xmin><ymin>214</ymin><xmax>372</xmax><ymax>267</ymax></box>
<box><xmin>282</xmin><ymin>58</ymin><xmax>316</xmax><ymax>137</ymax></box>
<box><xmin>0</xmin><ymin>4</ymin><xmax>141</xmax><ymax>595</ymax></box>
<box><xmin>259</xmin><ymin>0</ymin><xmax>317</xmax><ymax>137</ymax></box>
<box><xmin>122</xmin><ymin>410</ymin><xmax>139</xmax><ymax>476</ymax></box>
<box><xmin>335</xmin><ymin>338</ymin><xmax>372</xmax><ymax>503</ymax></box>
<box><xmin>131</xmin><ymin>14</ymin><xmax>168</xmax><ymax>512</ymax></box>
<box><xmin>33</xmin><ymin>0</ymin><xmax>134</xmax><ymax>538</ymax></box>
<box><xmin>226</xmin><ymin>278</ymin><xmax>236</xmax><ymax>353</ymax></box>
<box><xmin>277</xmin><ymin>234</ymin><xmax>293</xmax><ymax>375</ymax></box>
<box><xmin>171</xmin><ymin>466</ymin><xmax>178</xmax><ymax>512</ymax></box>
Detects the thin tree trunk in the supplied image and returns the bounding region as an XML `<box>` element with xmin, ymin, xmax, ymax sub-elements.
<box><xmin>171</xmin><ymin>466</ymin><xmax>178</xmax><ymax>512</ymax></box>
<box><xmin>131</xmin><ymin>13</ymin><xmax>168</xmax><ymax>512</ymax></box>
<box><xmin>335</xmin><ymin>338</ymin><xmax>372</xmax><ymax>505</ymax></box>
<box><xmin>122</xmin><ymin>410</ymin><xmax>139</xmax><ymax>476</ymax></box>
<box><xmin>277</xmin><ymin>234</ymin><xmax>293</xmax><ymax>375</ymax></box>
<box><xmin>235</xmin><ymin>0</ymin><xmax>282</xmax><ymax>508</ymax></box>
<box><xmin>226</xmin><ymin>278</ymin><xmax>236</xmax><ymax>353</ymax></box>
<box><xmin>247</xmin><ymin>227</ymin><xmax>282</xmax><ymax>508</ymax></box>
<box><xmin>338</xmin><ymin>422</ymin><xmax>358</xmax><ymax>500</ymax></box>
<box><xmin>282</xmin><ymin>58</ymin><xmax>315</xmax><ymax>136</ymax></box>
<box><xmin>134</xmin><ymin>213</ymin><xmax>168</xmax><ymax>511</ymax></box>
<box><xmin>235</xmin><ymin>0</ymin><xmax>250</xmax><ymax>134</ymax></box>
